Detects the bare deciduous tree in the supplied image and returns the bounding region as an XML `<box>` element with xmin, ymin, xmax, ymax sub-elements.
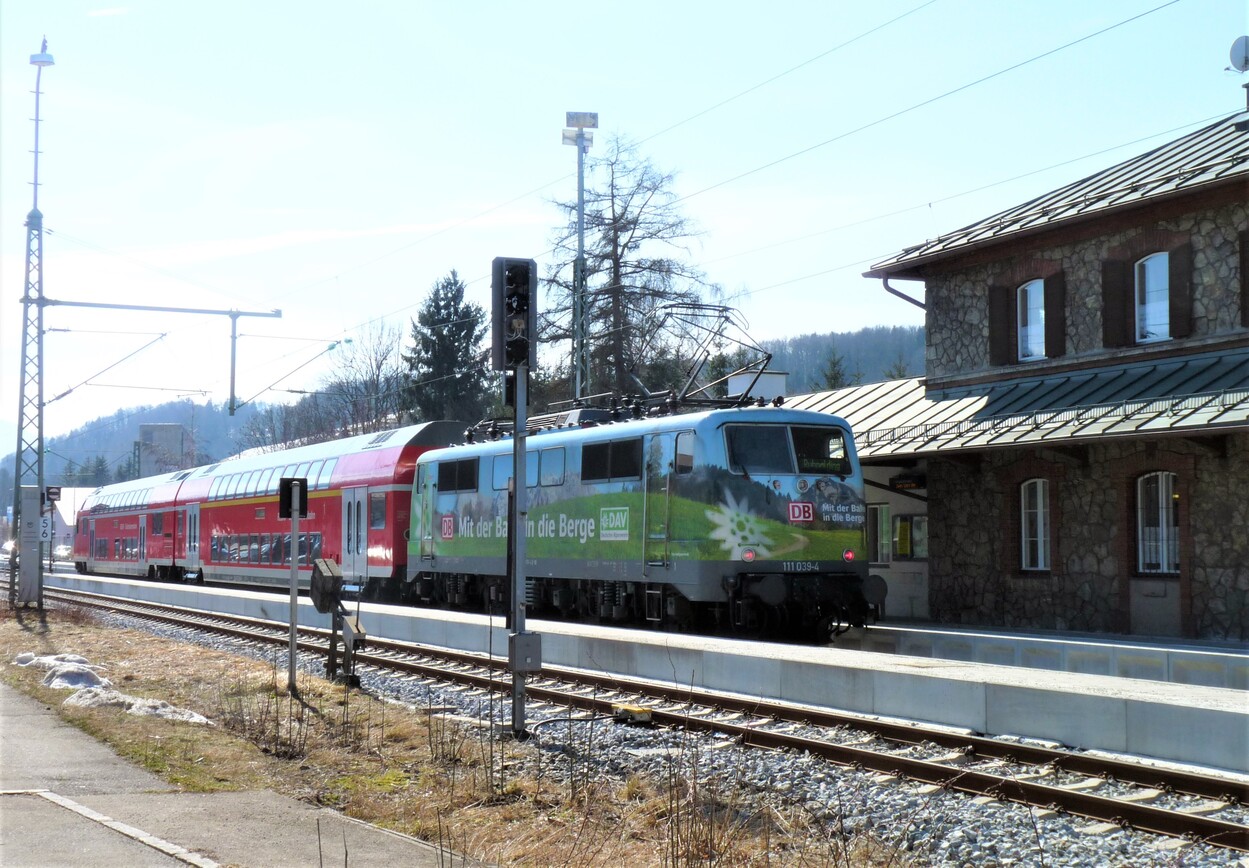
<box><xmin>544</xmin><ymin>136</ymin><xmax>710</xmax><ymax>398</ymax></box>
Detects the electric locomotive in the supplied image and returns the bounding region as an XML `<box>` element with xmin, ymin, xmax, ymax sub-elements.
<box><xmin>408</xmin><ymin>405</ymin><xmax>882</xmax><ymax>640</ymax></box>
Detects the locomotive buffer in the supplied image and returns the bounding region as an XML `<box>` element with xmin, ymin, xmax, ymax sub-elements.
<box><xmin>309</xmin><ymin>558</ymin><xmax>366</xmax><ymax>686</ymax></box>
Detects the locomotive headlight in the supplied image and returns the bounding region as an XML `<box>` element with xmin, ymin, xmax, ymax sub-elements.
<box><xmin>842</xmin><ymin>549</ymin><xmax>855</xmax><ymax>562</ymax></box>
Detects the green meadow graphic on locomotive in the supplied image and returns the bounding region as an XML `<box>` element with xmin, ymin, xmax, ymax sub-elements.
<box><xmin>423</xmin><ymin>489</ymin><xmax>863</xmax><ymax>564</ymax></box>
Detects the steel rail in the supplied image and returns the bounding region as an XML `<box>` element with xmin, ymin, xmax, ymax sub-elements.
<box><xmin>30</xmin><ymin>584</ymin><xmax>1249</xmax><ymax>853</ymax></box>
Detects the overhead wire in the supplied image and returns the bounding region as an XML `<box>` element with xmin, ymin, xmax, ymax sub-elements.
<box><xmin>670</xmin><ymin>0</ymin><xmax>1183</xmax><ymax>205</ymax></box>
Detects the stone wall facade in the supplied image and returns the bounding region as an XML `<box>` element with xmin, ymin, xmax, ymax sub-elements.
<box><xmin>924</xmin><ymin>200</ymin><xmax>1248</xmax><ymax>382</ymax></box>
<box><xmin>926</xmin><ymin>433</ymin><xmax>1249</xmax><ymax>640</ymax></box>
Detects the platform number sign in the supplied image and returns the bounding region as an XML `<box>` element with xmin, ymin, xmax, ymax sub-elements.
<box><xmin>788</xmin><ymin>501</ymin><xmax>815</xmax><ymax>523</ymax></box>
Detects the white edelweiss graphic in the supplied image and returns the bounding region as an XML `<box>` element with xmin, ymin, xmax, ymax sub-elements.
<box><xmin>705</xmin><ymin>490</ymin><xmax>772</xmax><ymax>558</ymax></box>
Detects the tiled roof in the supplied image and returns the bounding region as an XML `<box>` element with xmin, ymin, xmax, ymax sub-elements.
<box><xmin>786</xmin><ymin>347</ymin><xmax>1249</xmax><ymax>459</ymax></box>
<box><xmin>866</xmin><ymin>111</ymin><xmax>1249</xmax><ymax>277</ymax></box>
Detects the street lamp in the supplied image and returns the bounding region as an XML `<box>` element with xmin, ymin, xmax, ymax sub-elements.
<box><xmin>563</xmin><ymin>112</ymin><xmax>597</xmax><ymax>401</ymax></box>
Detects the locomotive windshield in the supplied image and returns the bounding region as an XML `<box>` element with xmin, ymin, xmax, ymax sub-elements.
<box><xmin>725</xmin><ymin>425</ymin><xmax>850</xmax><ymax>477</ymax></box>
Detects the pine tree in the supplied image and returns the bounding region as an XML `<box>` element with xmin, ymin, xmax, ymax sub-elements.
<box><xmin>400</xmin><ymin>271</ymin><xmax>491</xmax><ymax>424</ymax></box>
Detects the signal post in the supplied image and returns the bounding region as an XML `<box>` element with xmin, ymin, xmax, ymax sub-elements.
<box><xmin>492</xmin><ymin>256</ymin><xmax>541</xmax><ymax>739</ymax></box>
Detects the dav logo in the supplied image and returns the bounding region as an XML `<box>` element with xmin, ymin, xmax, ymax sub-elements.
<box><xmin>440</xmin><ymin>514</ymin><xmax>455</xmax><ymax>540</ymax></box>
<box><xmin>600</xmin><ymin>507</ymin><xmax>629</xmax><ymax>541</ymax></box>
<box><xmin>788</xmin><ymin>501</ymin><xmax>815</xmax><ymax>523</ymax></box>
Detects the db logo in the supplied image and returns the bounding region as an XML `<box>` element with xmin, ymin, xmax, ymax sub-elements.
<box><xmin>788</xmin><ymin>502</ymin><xmax>814</xmax><ymax>523</ymax></box>
<box><xmin>440</xmin><ymin>515</ymin><xmax>455</xmax><ymax>540</ymax></box>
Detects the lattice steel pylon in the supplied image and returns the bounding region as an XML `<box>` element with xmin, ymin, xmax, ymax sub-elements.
<box><xmin>9</xmin><ymin>40</ymin><xmax>54</xmax><ymax>607</ymax></box>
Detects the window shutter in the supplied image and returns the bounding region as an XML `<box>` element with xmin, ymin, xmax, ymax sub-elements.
<box><xmin>988</xmin><ymin>285</ymin><xmax>1013</xmax><ymax>366</ymax></box>
<box><xmin>1043</xmin><ymin>271</ymin><xmax>1067</xmax><ymax>359</ymax></box>
<box><xmin>1240</xmin><ymin>230</ymin><xmax>1249</xmax><ymax>329</ymax></box>
<box><xmin>1168</xmin><ymin>241</ymin><xmax>1193</xmax><ymax>339</ymax></box>
<box><xmin>1101</xmin><ymin>259</ymin><xmax>1131</xmax><ymax>347</ymax></box>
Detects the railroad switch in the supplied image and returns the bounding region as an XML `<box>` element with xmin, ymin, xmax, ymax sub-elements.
<box><xmin>612</xmin><ymin>703</ymin><xmax>654</xmax><ymax>725</ymax></box>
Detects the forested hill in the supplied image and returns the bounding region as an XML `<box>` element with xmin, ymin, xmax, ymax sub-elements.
<box><xmin>763</xmin><ymin>325</ymin><xmax>925</xmax><ymax>393</ymax></box>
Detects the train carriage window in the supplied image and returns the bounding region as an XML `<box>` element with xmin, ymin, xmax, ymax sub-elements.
<box><xmin>369</xmin><ymin>492</ymin><xmax>386</xmax><ymax>529</ymax></box>
<box><xmin>270</xmin><ymin>534</ymin><xmax>284</xmax><ymax>565</ymax></box>
<box><xmin>725</xmin><ymin>426</ymin><xmax>793</xmax><ymax>475</ymax></box>
<box><xmin>792</xmin><ymin>427</ymin><xmax>850</xmax><ymax>476</ymax></box>
<box><xmin>152</xmin><ymin>513</ymin><xmax>164</xmax><ymax>536</ymax></box>
<box><xmin>316</xmin><ymin>458</ymin><xmax>337</xmax><ymax>490</ymax></box>
<box><xmin>244</xmin><ymin>471</ymin><xmax>260</xmax><ymax>496</ymax></box>
<box><xmin>437</xmin><ymin>458</ymin><xmax>479</xmax><ymax>492</ymax></box>
<box><xmin>307</xmin><ymin>461</ymin><xmax>324</xmax><ymax>491</ymax></box>
<box><xmin>675</xmin><ymin>432</ymin><xmax>695</xmax><ymax>475</ymax></box>
<box><xmin>492</xmin><ymin>455</ymin><xmax>510</xmax><ymax>490</ymax></box>
<box><xmin>540</xmin><ymin>448</ymin><xmax>565</xmax><ymax>486</ymax></box>
<box><xmin>311</xmin><ymin>533</ymin><xmax>322</xmax><ymax>562</ymax></box>
<box><xmin>226</xmin><ymin>474</ymin><xmax>243</xmax><ymax>498</ymax></box>
<box><xmin>582</xmin><ymin>438</ymin><xmax>643</xmax><ymax>482</ymax></box>
<box><xmin>295</xmin><ymin>462</ymin><xmax>312</xmax><ymax>481</ymax></box>
<box><xmin>208</xmin><ymin>478</ymin><xmax>222</xmax><ymax>501</ymax></box>
<box><xmin>257</xmin><ymin>468</ymin><xmax>274</xmax><ymax>496</ymax></box>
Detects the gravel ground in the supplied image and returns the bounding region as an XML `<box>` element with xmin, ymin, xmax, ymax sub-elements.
<box><xmin>108</xmin><ymin>613</ymin><xmax>1246</xmax><ymax>867</ymax></box>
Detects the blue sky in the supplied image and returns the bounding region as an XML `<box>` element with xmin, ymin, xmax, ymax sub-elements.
<box><xmin>2</xmin><ymin>0</ymin><xmax>1245</xmax><ymax>446</ymax></box>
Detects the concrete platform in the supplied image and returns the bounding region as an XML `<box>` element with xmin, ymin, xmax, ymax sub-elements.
<box><xmin>0</xmin><ymin>682</ymin><xmax>462</xmax><ymax>867</ymax></box>
<box><xmin>42</xmin><ymin>573</ymin><xmax>1249</xmax><ymax>776</ymax></box>
<box><xmin>837</xmin><ymin>623</ymin><xmax>1248</xmax><ymax>689</ymax></box>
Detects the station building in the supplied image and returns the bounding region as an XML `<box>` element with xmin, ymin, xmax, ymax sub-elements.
<box><xmin>790</xmin><ymin>109</ymin><xmax>1248</xmax><ymax>641</ymax></box>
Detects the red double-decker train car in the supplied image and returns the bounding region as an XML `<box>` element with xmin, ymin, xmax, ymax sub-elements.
<box><xmin>72</xmin><ymin>421</ymin><xmax>463</xmax><ymax>595</ymax></box>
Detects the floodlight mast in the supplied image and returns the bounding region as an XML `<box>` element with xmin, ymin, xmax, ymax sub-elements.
<box><xmin>564</xmin><ymin>112</ymin><xmax>597</xmax><ymax>401</ymax></box>
<box><xmin>10</xmin><ymin>39</ymin><xmax>55</xmax><ymax>608</ymax></box>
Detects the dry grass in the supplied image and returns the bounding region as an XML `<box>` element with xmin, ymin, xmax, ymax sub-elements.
<box><xmin>0</xmin><ymin>602</ymin><xmax>906</xmax><ymax>866</ymax></box>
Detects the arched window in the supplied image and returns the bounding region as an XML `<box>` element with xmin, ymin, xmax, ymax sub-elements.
<box><xmin>1020</xmin><ymin>478</ymin><xmax>1049</xmax><ymax>570</ymax></box>
<box><xmin>1137</xmin><ymin>471</ymin><xmax>1178</xmax><ymax>574</ymax></box>
<box><xmin>1135</xmin><ymin>253</ymin><xmax>1170</xmax><ymax>343</ymax></box>
<box><xmin>1016</xmin><ymin>280</ymin><xmax>1045</xmax><ymax>360</ymax></box>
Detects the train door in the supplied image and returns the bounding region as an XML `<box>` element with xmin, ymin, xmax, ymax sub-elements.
<box><xmin>89</xmin><ymin>520</ymin><xmax>96</xmax><ymax>568</ymax></box>
<box><xmin>643</xmin><ymin>433</ymin><xmax>675</xmax><ymax>572</ymax></box>
<box><xmin>183</xmin><ymin>504</ymin><xmax>201</xmax><ymax>575</ymax></box>
<box><xmin>139</xmin><ymin>518</ymin><xmax>147</xmax><ymax>564</ymax></box>
<box><xmin>416</xmin><ymin>465</ymin><xmax>435</xmax><ymax>561</ymax></box>
<box><xmin>341</xmin><ymin>487</ymin><xmax>368</xmax><ymax>582</ymax></box>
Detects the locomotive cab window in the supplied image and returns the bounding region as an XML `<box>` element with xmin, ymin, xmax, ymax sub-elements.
<box><xmin>725</xmin><ymin>426</ymin><xmax>793</xmax><ymax>475</ymax></box>
<box><xmin>792</xmin><ymin>426</ymin><xmax>850</xmax><ymax>476</ymax></box>
<box><xmin>675</xmin><ymin>431</ymin><xmax>695</xmax><ymax>475</ymax></box>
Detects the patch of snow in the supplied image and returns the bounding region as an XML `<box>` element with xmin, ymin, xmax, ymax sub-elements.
<box><xmin>64</xmin><ymin>687</ymin><xmax>212</xmax><ymax>725</ymax></box>
<box><xmin>14</xmin><ymin>652</ymin><xmax>94</xmax><ymax>669</ymax></box>
<box><xmin>42</xmin><ymin>663</ymin><xmax>112</xmax><ymax>690</ymax></box>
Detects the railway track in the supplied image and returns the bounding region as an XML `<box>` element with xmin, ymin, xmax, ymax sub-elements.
<box><xmin>19</xmin><ymin>583</ymin><xmax>1249</xmax><ymax>854</ymax></box>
